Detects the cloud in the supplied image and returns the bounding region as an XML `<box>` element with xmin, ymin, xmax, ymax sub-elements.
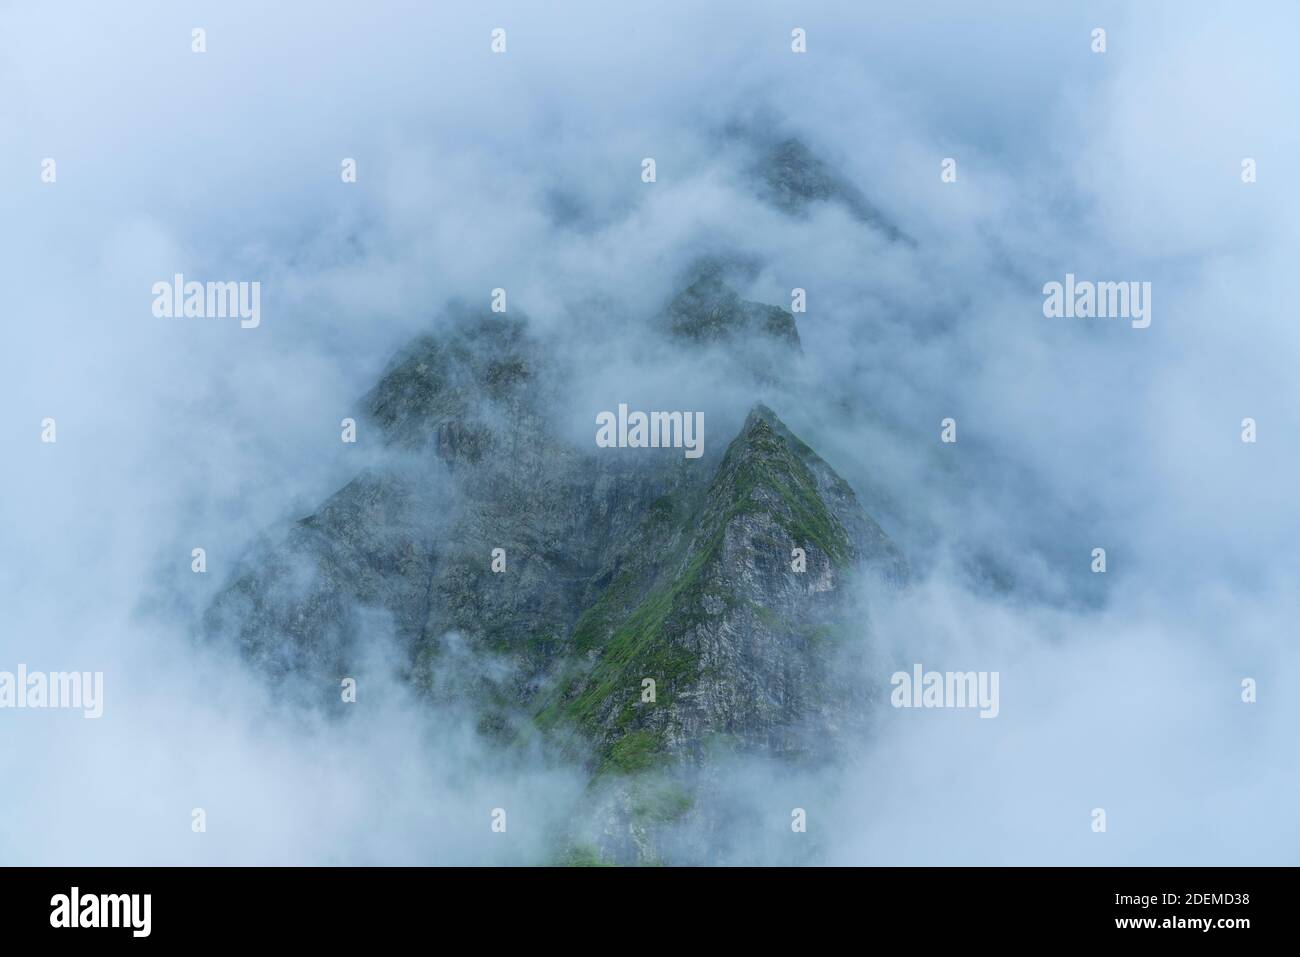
<box><xmin>1</xmin><ymin>0</ymin><xmax>1296</xmax><ymax>864</ymax></box>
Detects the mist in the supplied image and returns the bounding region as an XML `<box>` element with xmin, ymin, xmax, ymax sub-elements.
<box><xmin>1</xmin><ymin>1</ymin><xmax>1296</xmax><ymax>864</ymax></box>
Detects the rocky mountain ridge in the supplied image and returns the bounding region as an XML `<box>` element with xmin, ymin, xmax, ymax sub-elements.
<box><xmin>202</xmin><ymin>136</ymin><xmax>910</xmax><ymax>863</ymax></box>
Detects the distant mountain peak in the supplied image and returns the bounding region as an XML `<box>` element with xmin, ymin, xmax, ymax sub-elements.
<box><xmin>749</xmin><ymin>135</ymin><xmax>915</xmax><ymax>245</ymax></box>
<box><xmin>664</xmin><ymin>268</ymin><xmax>801</xmax><ymax>351</ymax></box>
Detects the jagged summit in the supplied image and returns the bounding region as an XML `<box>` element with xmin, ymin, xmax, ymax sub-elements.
<box><xmin>537</xmin><ymin>402</ymin><xmax>902</xmax><ymax>771</ymax></box>
<box><xmin>743</xmin><ymin>405</ymin><xmax>909</xmax><ymax>582</ymax></box>
<box><xmin>750</xmin><ymin>136</ymin><xmax>914</xmax><ymax>245</ymax></box>
<box><xmin>361</xmin><ymin>308</ymin><xmax>542</xmax><ymax>459</ymax></box>
<box><xmin>656</xmin><ymin>258</ymin><xmax>803</xmax><ymax>386</ymax></box>
<box><xmin>204</xmin><ymin>278</ymin><xmax>906</xmax><ymax>864</ymax></box>
<box><xmin>664</xmin><ymin>268</ymin><xmax>801</xmax><ymax>351</ymax></box>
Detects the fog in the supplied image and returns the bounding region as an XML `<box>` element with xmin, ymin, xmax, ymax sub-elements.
<box><xmin>1</xmin><ymin>1</ymin><xmax>1296</xmax><ymax>864</ymax></box>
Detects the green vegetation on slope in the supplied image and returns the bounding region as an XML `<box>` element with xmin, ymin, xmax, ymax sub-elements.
<box><xmin>533</xmin><ymin>407</ymin><xmax>855</xmax><ymax>776</ymax></box>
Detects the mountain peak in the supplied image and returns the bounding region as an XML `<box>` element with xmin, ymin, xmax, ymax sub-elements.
<box><xmin>360</xmin><ymin>306</ymin><xmax>544</xmax><ymax>459</ymax></box>
<box><xmin>536</xmin><ymin>404</ymin><xmax>901</xmax><ymax>792</ymax></box>
<box><xmin>750</xmin><ymin>136</ymin><xmax>915</xmax><ymax>245</ymax></box>
<box><xmin>708</xmin><ymin>403</ymin><xmax>855</xmax><ymax>566</ymax></box>
<box><xmin>664</xmin><ymin>269</ymin><xmax>801</xmax><ymax>352</ymax></box>
<box><xmin>205</xmin><ymin>310</ymin><xmax>905</xmax><ymax>865</ymax></box>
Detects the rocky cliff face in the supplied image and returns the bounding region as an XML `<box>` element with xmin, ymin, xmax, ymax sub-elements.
<box><xmin>536</xmin><ymin>405</ymin><xmax>905</xmax><ymax>767</ymax></box>
<box><xmin>203</xmin><ymin>137</ymin><xmax>908</xmax><ymax>864</ymax></box>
